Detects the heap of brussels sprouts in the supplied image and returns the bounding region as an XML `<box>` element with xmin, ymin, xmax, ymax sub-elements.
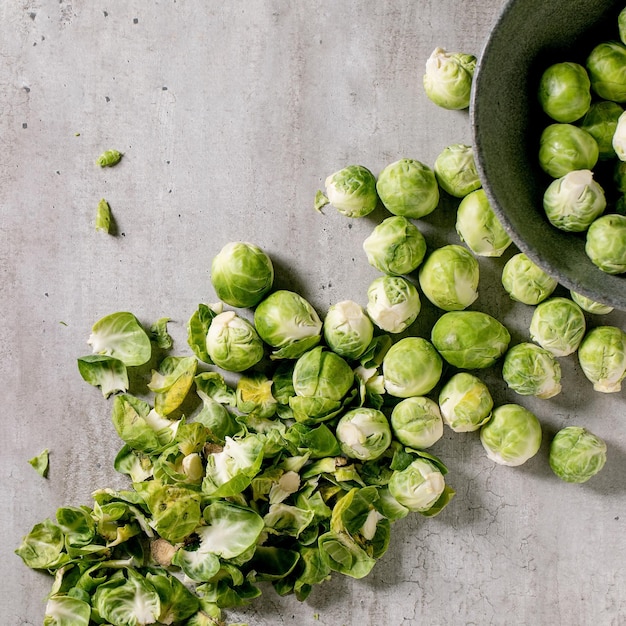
<box><xmin>537</xmin><ymin>8</ymin><xmax>626</xmax><ymax>274</ymax></box>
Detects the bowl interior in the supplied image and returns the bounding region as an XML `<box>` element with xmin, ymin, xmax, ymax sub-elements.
<box><xmin>472</xmin><ymin>0</ymin><xmax>626</xmax><ymax>310</ymax></box>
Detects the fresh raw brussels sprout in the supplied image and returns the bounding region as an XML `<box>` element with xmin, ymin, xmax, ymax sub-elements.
<box><xmin>418</xmin><ymin>244</ymin><xmax>479</xmax><ymax>311</ymax></box>
<box><xmin>529</xmin><ymin>297</ymin><xmax>586</xmax><ymax>356</ymax></box>
<box><xmin>336</xmin><ymin>408</ymin><xmax>392</xmax><ymax>461</ymax></box>
<box><xmin>580</xmin><ymin>100</ymin><xmax>623</xmax><ymax>159</ymax></box>
<box><xmin>613</xmin><ymin>110</ymin><xmax>626</xmax><ymax>161</ymax></box>
<box><xmin>438</xmin><ymin>373</ymin><xmax>493</xmax><ymax>432</ymax></box>
<box><xmin>456</xmin><ymin>189</ymin><xmax>512</xmax><ymax>256</ymax></box>
<box><xmin>479</xmin><ymin>404</ymin><xmax>542</xmax><ymax>467</ymax></box>
<box><xmin>382</xmin><ymin>337</ymin><xmax>442</xmax><ymax>398</ymax></box>
<box><xmin>323</xmin><ymin>300</ymin><xmax>374</xmax><ymax>360</ymax></box>
<box><xmin>210</xmin><ymin>241</ymin><xmax>274</xmax><ymax>308</ymax></box>
<box><xmin>315</xmin><ymin>164</ymin><xmax>379</xmax><ymax>218</ymax></box>
<box><xmin>549</xmin><ymin>426</ymin><xmax>607</xmax><ymax>483</ymax></box>
<box><xmin>430</xmin><ymin>311</ymin><xmax>511</xmax><ymax>370</ymax></box>
<box><xmin>363</xmin><ymin>215</ymin><xmax>427</xmax><ymax>275</ymax></box>
<box><xmin>502</xmin><ymin>342</ymin><xmax>562</xmax><ymax>399</ymax></box>
<box><xmin>388</xmin><ymin>458</ymin><xmax>446</xmax><ymax>512</ymax></box>
<box><xmin>570</xmin><ymin>290</ymin><xmax>614</xmax><ymax>315</ymax></box>
<box><xmin>585</xmin><ymin>214</ymin><xmax>626</xmax><ymax>274</ymax></box>
<box><xmin>254</xmin><ymin>290</ymin><xmax>322</xmax><ymax>359</ymax></box>
<box><xmin>376</xmin><ymin>159</ymin><xmax>440</xmax><ymax>219</ymax></box>
<box><xmin>538</xmin><ymin>123</ymin><xmax>599</xmax><ymax>178</ymax></box>
<box><xmin>390</xmin><ymin>397</ymin><xmax>443</xmax><ymax>449</ymax></box>
<box><xmin>433</xmin><ymin>144</ymin><xmax>482</xmax><ymax>198</ymax></box>
<box><xmin>206</xmin><ymin>311</ymin><xmax>264</xmax><ymax>372</ymax></box>
<box><xmin>423</xmin><ymin>47</ymin><xmax>476</xmax><ymax>110</ymax></box>
<box><xmin>542</xmin><ymin>169</ymin><xmax>606</xmax><ymax>232</ymax></box>
<box><xmin>501</xmin><ymin>253</ymin><xmax>558</xmax><ymax>305</ymax></box>
<box><xmin>586</xmin><ymin>41</ymin><xmax>626</xmax><ymax>103</ymax></box>
<box><xmin>577</xmin><ymin>325</ymin><xmax>626</xmax><ymax>393</ymax></box>
<box><xmin>538</xmin><ymin>62</ymin><xmax>591</xmax><ymax>123</ymax></box>
<box><xmin>620</xmin><ymin>7</ymin><xmax>626</xmax><ymax>45</ymax></box>
<box><xmin>366</xmin><ymin>275</ymin><xmax>421</xmax><ymax>333</ymax></box>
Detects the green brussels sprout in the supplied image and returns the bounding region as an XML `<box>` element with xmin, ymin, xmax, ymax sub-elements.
<box><xmin>479</xmin><ymin>404</ymin><xmax>542</xmax><ymax>467</ymax></box>
<box><xmin>430</xmin><ymin>311</ymin><xmax>511</xmax><ymax>370</ymax></box>
<box><xmin>382</xmin><ymin>337</ymin><xmax>442</xmax><ymax>398</ymax></box>
<box><xmin>388</xmin><ymin>458</ymin><xmax>446</xmax><ymax>512</ymax></box>
<box><xmin>292</xmin><ymin>346</ymin><xmax>354</xmax><ymax>401</ymax></box>
<box><xmin>586</xmin><ymin>41</ymin><xmax>626</xmax><ymax>103</ymax></box>
<box><xmin>538</xmin><ymin>62</ymin><xmax>591</xmax><ymax>123</ymax></box>
<box><xmin>580</xmin><ymin>100</ymin><xmax>623</xmax><ymax>159</ymax></box>
<box><xmin>501</xmin><ymin>253</ymin><xmax>558</xmax><ymax>305</ymax></box>
<box><xmin>390</xmin><ymin>396</ymin><xmax>443</xmax><ymax>449</ymax></box>
<box><xmin>578</xmin><ymin>325</ymin><xmax>626</xmax><ymax>393</ymax></box>
<box><xmin>315</xmin><ymin>164</ymin><xmax>379</xmax><ymax>218</ymax></box>
<box><xmin>502</xmin><ymin>342</ymin><xmax>562</xmax><ymax>399</ymax></box>
<box><xmin>336</xmin><ymin>408</ymin><xmax>392</xmax><ymax>461</ymax></box>
<box><xmin>613</xmin><ymin>110</ymin><xmax>626</xmax><ymax>161</ymax></box>
<box><xmin>362</xmin><ymin>215</ymin><xmax>427</xmax><ymax>276</ymax></box>
<box><xmin>570</xmin><ymin>290</ymin><xmax>614</xmax><ymax>315</ymax></box>
<box><xmin>438</xmin><ymin>372</ymin><xmax>493</xmax><ymax>432</ymax></box>
<box><xmin>620</xmin><ymin>7</ymin><xmax>626</xmax><ymax>45</ymax></box>
<box><xmin>455</xmin><ymin>189</ymin><xmax>512</xmax><ymax>257</ymax></box>
<box><xmin>585</xmin><ymin>214</ymin><xmax>626</xmax><ymax>274</ymax></box>
<box><xmin>376</xmin><ymin>159</ymin><xmax>440</xmax><ymax>219</ymax></box>
<box><xmin>549</xmin><ymin>426</ymin><xmax>607</xmax><ymax>483</ymax></box>
<box><xmin>206</xmin><ymin>311</ymin><xmax>264</xmax><ymax>372</ymax></box>
<box><xmin>433</xmin><ymin>144</ymin><xmax>482</xmax><ymax>198</ymax></box>
<box><xmin>542</xmin><ymin>169</ymin><xmax>606</xmax><ymax>232</ymax></box>
<box><xmin>366</xmin><ymin>275</ymin><xmax>421</xmax><ymax>333</ymax></box>
<box><xmin>529</xmin><ymin>297</ymin><xmax>586</xmax><ymax>356</ymax></box>
<box><xmin>538</xmin><ymin>123</ymin><xmax>599</xmax><ymax>178</ymax></box>
<box><xmin>418</xmin><ymin>244</ymin><xmax>479</xmax><ymax>311</ymax></box>
<box><xmin>210</xmin><ymin>241</ymin><xmax>274</xmax><ymax>308</ymax></box>
<box><xmin>323</xmin><ymin>300</ymin><xmax>374</xmax><ymax>360</ymax></box>
<box><xmin>423</xmin><ymin>47</ymin><xmax>476</xmax><ymax>110</ymax></box>
<box><xmin>254</xmin><ymin>290</ymin><xmax>322</xmax><ymax>359</ymax></box>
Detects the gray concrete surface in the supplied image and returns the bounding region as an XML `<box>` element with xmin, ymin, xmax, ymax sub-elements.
<box><xmin>2</xmin><ymin>1</ymin><xmax>625</xmax><ymax>625</ymax></box>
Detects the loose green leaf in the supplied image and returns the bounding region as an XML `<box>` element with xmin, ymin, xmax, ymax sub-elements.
<box><xmin>28</xmin><ymin>448</ymin><xmax>50</xmax><ymax>478</ymax></box>
<box><xmin>77</xmin><ymin>354</ymin><xmax>128</xmax><ymax>398</ymax></box>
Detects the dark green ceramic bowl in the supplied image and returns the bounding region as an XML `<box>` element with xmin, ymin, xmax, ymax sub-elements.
<box><xmin>472</xmin><ymin>0</ymin><xmax>626</xmax><ymax>310</ymax></box>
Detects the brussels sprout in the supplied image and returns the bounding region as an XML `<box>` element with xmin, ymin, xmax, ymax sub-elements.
<box><xmin>366</xmin><ymin>275</ymin><xmax>421</xmax><ymax>333</ymax></box>
<box><xmin>580</xmin><ymin>100</ymin><xmax>623</xmax><ymax>159</ymax></box>
<box><xmin>206</xmin><ymin>311</ymin><xmax>264</xmax><ymax>372</ymax></box>
<box><xmin>479</xmin><ymin>404</ymin><xmax>542</xmax><ymax>467</ymax></box>
<box><xmin>586</xmin><ymin>41</ymin><xmax>626</xmax><ymax>103</ymax></box>
<box><xmin>529</xmin><ymin>297</ymin><xmax>586</xmax><ymax>356</ymax></box>
<box><xmin>375</xmin><ymin>159</ymin><xmax>440</xmax><ymax>219</ymax></box>
<box><xmin>502</xmin><ymin>342</ymin><xmax>562</xmax><ymax>399</ymax></box>
<box><xmin>254</xmin><ymin>290</ymin><xmax>322</xmax><ymax>359</ymax></box>
<box><xmin>570</xmin><ymin>290</ymin><xmax>614</xmax><ymax>315</ymax></box>
<box><xmin>431</xmin><ymin>311</ymin><xmax>511</xmax><ymax>370</ymax></box>
<box><xmin>292</xmin><ymin>346</ymin><xmax>354</xmax><ymax>403</ymax></box>
<box><xmin>336</xmin><ymin>408</ymin><xmax>392</xmax><ymax>461</ymax></box>
<box><xmin>362</xmin><ymin>215</ymin><xmax>427</xmax><ymax>275</ymax></box>
<box><xmin>456</xmin><ymin>189</ymin><xmax>512</xmax><ymax>256</ymax></box>
<box><xmin>542</xmin><ymin>169</ymin><xmax>606</xmax><ymax>232</ymax></box>
<box><xmin>315</xmin><ymin>164</ymin><xmax>378</xmax><ymax>218</ymax></box>
<box><xmin>382</xmin><ymin>337</ymin><xmax>442</xmax><ymax>398</ymax></box>
<box><xmin>438</xmin><ymin>373</ymin><xmax>493</xmax><ymax>432</ymax></box>
<box><xmin>585</xmin><ymin>214</ymin><xmax>626</xmax><ymax>274</ymax></box>
<box><xmin>388</xmin><ymin>458</ymin><xmax>446</xmax><ymax>512</ymax></box>
<box><xmin>390</xmin><ymin>396</ymin><xmax>444</xmax><ymax>448</ymax></box>
<box><xmin>501</xmin><ymin>253</ymin><xmax>558</xmax><ymax>305</ymax></box>
<box><xmin>613</xmin><ymin>110</ymin><xmax>626</xmax><ymax>161</ymax></box>
<box><xmin>549</xmin><ymin>426</ymin><xmax>607</xmax><ymax>483</ymax></box>
<box><xmin>578</xmin><ymin>325</ymin><xmax>626</xmax><ymax>393</ymax></box>
<box><xmin>418</xmin><ymin>244</ymin><xmax>479</xmax><ymax>311</ymax></box>
<box><xmin>323</xmin><ymin>300</ymin><xmax>374</xmax><ymax>360</ymax></box>
<box><xmin>620</xmin><ymin>7</ymin><xmax>626</xmax><ymax>45</ymax></box>
<box><xmin>538</xmin><ymin>123</ymin><xmax>599</xmax><ymax>178</ymax></box>
<box><xmin>538</xmin><ymin>62</ymin><xmax>591</xmax><ymax>123</ymax></box>
<box><xmin>433</xmin><ymin>144</ymin><xmax>482</xmax><ymax>198</ymax></box>
<box><xmin>210</xmin><ymin>241</ymin><xmax>274</xmax><ymax>308</ymax></box>
<box><xmin>423</xmin><ymin>47</ymin><xmax>476</xmax><ymax>110</ymax></box>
